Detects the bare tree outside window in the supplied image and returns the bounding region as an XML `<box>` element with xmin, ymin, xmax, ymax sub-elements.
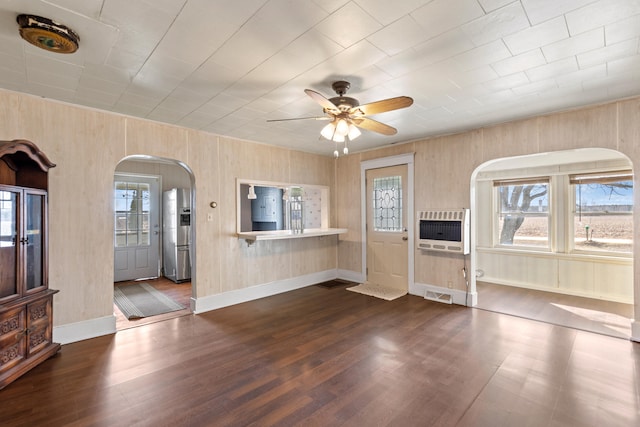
<box><xmin>496</xmin><ymin>180</ymin><xmax>549</xmax><ymax>247</ymax></box>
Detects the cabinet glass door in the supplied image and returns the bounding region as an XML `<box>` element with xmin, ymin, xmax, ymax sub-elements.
<box><xmin>0</xmin><ymin>189</ymin><xmax>19</xmax><ymax>299</ymax></box>
<box><xmin>25</xmin><ymin>191</ymin><xmax>46</xmax><ymax>291</ymax></box>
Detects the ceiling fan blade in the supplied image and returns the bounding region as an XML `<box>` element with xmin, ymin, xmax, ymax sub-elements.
<box><xmin>352</xmin><ymin>96</ymin><xmax>413</xmax><ymax>116</ymax></box>
<box><xmin>352</xmin><ymin>117</ymin><xmax>397</xmax><ymax>135</ymax></box>
<box><xmin>267</xmin><ymin>116</ymin><xmax>332</xmax><ymax>122</ymax></box>
<box><xmin>304</xmin><ymin>89</ymin><xmax>339</xmax><ymax>113</ymax></box>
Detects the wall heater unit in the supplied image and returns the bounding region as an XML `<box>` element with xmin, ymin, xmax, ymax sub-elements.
<box><xmin>417</xmin><ymin>209</ymin><xmax>470</xmax><ymax>254</ymax></box>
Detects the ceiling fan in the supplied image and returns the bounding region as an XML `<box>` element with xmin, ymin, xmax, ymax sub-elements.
<box><xmin>268</xmin><ymin>81</ymin><xmax>413</xmax><ymax>155</ymax></box>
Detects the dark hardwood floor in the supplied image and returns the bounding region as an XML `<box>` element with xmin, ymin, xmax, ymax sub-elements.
<box><xmin>1</xmin><ymin>282</ymin><xmax>639</xmax><ymax>426</ymax></box>
<box><xmin>475</xmin><ymin>281</ymin><xmax>633</xmax><ymax>339</ymax></box>
<box><xmin>114</xmin><ymin>277</ymin><xmax>192</xmax><ymax>330</ymax></box>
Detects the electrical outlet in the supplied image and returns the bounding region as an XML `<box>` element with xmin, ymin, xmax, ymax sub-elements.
<box><xmin>447</xmin><ymin>281</ymin><xmax>453</xmax><ymax>289</ymax></box>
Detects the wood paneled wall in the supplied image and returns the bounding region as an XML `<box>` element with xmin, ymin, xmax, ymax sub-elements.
<box><xmin>0</xmin><ymin>90</ymin><xmax>336</xmax><ymax>328</ymax></box>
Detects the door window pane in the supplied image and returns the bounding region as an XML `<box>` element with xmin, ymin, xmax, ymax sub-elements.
<box><xmin>372</xmin><ymin>176</ymin><xmax>402</xmax><ymax>232</ymax></box>
<box><xmin>114</xmin><ymin>181</ymin><xmax>151</xmax><ymax>248</ymax></box>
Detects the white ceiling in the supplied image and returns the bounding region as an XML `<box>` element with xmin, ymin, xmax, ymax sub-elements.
<box><xmin>1</xmin><ymin>0</ymin><xmax>639</xmax><ymax>156</ymax></box>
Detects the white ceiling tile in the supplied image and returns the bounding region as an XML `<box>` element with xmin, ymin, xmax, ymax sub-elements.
<box><xmin>74</xmin><ymin>86</ymin><xmax>120</xmax><ymax>107</ymax></box>
<box><xmin>147</xmin><ymin>107</ymin><xmax>184</xmax><ymax>123</ymax></box>
<box><xmin>541</xmin><ymin>27</ymin><xmax>604</xmax><ymax>63</ymax></box>
<box><xmin>0</xmin><ymin>69</ymin><xmax>26</xmax><ymax>87</ymax></box>
<box><xmin>0</xmin><ymin>52</ymin><xmax>24</xmax><ymax>75</ymax></box>
<box><xmin>209</xmin><ymin>0</ymin><xmax>327</xmax><ymax>78</ymax></box>
<box><xmin>140</xmin><ymin>53</ymin><xmax>198</xmax><ymax>80</ymax></box>
<box><xmin>449</xmin><ymin>65</ymin><xmax>499</xmax><ymax>88</ymax></box>
<box><xmin>0</xmin><ymin>0</ymin><xmax>639</xmax><ymax>156</ymax></box>
<box><xmin>577</xmin><ymin>38</ymin><xmax>638</xmax><ymax>68</ymax></box>
<box><xmin>117</xmin><ymin>92</ymin><xmax>161</xmax><ymax>109</ymax></box>
<box><xmin>114</xmin><ymin>102</ymin><xmax>154</xmax><ymax>117</ymax></box>
<box><xmin>130</xmin><ymin>70</ymin><xmax>181</xmax><ymax>99</ymax></box>
<box><xmin>606</xmin><ymin>15</ymin><xmax>640</xmax><ymax>45</ymax></box>
<box><xmin>511</xmin><ymin>78</ymin><xmax>557</xmax><ymax>95</ymax></box>
<box><xmin>45</xmin><ymin>0</ymin><xmax>106</xmax><ymax>18</ymax></box>
<box><xmin>556</xmin><ymin>63</ymin><xmax>607</xmax><ymax>87</ymax></box>
<box><xmin>520</xmin><ymin>0</ymin><xmax>595</xmax><ymax>25</ymax></box>
<box><xmin>451</xmin><ymin>39</ymin><xmax>513</xmax><ymax>71</ymax></box>
<box><xmin>461</xmin><ymin>1</ymin><xmax>530</xmax><ymax>46</ymax></box>
<box><xmin>354</xmin><ymin>0</ymin><xmax>427</xmax><ymax>25</ymax></box>
<box><xmin>477</xmin><ymin>0</ymin><xmax>518</xmax><ymax>13</ymax></box>
<box><xmin>503</xmin><ymin>17</ymin><xmax>569</xmax><ymax>55</ymax></box>
<box><xmin>178</xmin><ymin>111</ymin><xmax>215</xmax><ymax>129</ymax></box>
<box><xmin>311</xmin><ymin>0</ymin><xmax>349</xmax><ymax>14</ymax></box>
<box><xmin>483</xmin><ymin>72</ymin><xmax>530</xmax><ymax>91</ymax></box>
<box><xmin>0</xmin><ymin>33</ymin><xmax>25</xmax><ymax>57</ymax></box>
<box><xmin>526</xmin><ymin>57</ymin><xmax>578</xmax><ymax>81</ymax></box>
<box><xmin>155</xmin><ymin>96</ymin><xmax>200</xmax><ymax>115</ymax></box>
<box><xmin>25</xmin><ymin>82</ymin><xmax>75</xmax><ymax>102</ymax></box>
<box><xmin>411</xmin><ymin>0</ymin><xmax>484</xmax><ymax>41</ymax></box>
<box><xmin>320</xmin><ymin>40</ymin><xmax>387</xmax><ymax>75</ymax></box>
<box><xmin>153</xmin><ymin>0</ymin><xmax>264</xmax><ymax>66</ymax></box>
<box><xmin>565</xmin><ymin>0</ymin><xmax>640</xmax><ymax>35</ymax></box>
<box><xmin>367</xmin><ymin>15</ymin><xmax>426</xmax><ymax>56</ymax></box>
<box><xmin>315</xmin><ymin>2</ymin><xmax>382</xmax><ymax>48</ymax></box>
<box><xmin>375</xmin><ymin>29</ymin><xmax>475</xmax><ymax>78</ymax></box>
<box><xmin>25</xmin><ymin>52</ymin><xmax>83</xmax><ymax>80</ymax></box>
<box><xmin>607</xmin><ymin>55</ymin><xmax>640</xmax><ymax>76</ymax></box>
<box><xmin>492</xmin><ymin>49</ymin><xmax>547</xmax><ymax>76</ymax></box>
<box><xmin>78</xmin><ymin>74</ymin><xmax>128</xmax><ymax>94</ymax></box>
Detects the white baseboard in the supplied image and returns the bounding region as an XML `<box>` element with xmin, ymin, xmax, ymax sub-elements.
<box><xmin>411</xmin><ymin>282</ymin><xmax>476</xmax><ymax>307</ymax></box>
<box><xmin>193</xmin><ymin>269</ymin><xmax>338</xmax><ymax>314</ymax></box>
<box><xmin>337</xmin><ymin>269</ymin><xmax>365</xmax><ymax>283</ymax></box>
<box><xmin>480</xmin><ymin>275</ymin><xmax>633</xmax><ymax>304</ymax></box>
<box><xmin>53</xmin><ymin>315</ymin><xmax>116</xmax><ymax>345</ymax></box>
<box><xmin>632</xmin><ymin>321</ymin><xmax>640</xmax><ymax>343</ymax></box>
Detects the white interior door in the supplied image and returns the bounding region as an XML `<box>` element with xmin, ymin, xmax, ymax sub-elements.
<box><xmin>366</xmin><ymin>165</ymin><xmax>408</xmax><ymax>291</ymax></box>
<box><xmin>114</xmin><ymin>175</ymin><xmax>160</xmax><ymax>282</ymax></box>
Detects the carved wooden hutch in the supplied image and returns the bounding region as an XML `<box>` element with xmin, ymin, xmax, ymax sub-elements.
<box><xmin>0</xmin><ymin>139</ymin><xmax>59</xmax><ymax>390</ymax></box>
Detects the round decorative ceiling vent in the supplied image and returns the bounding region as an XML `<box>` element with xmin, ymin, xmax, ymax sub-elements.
<box><xmin>16</xmin><ymin>14</ymin><xmax>79</xmax><ymax>54</ymax></box>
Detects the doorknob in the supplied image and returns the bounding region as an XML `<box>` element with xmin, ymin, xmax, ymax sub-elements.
<box><xmin>402</xmin><ymin>236</ymin><xmax>408</xmax><ymax>241</ymax></box>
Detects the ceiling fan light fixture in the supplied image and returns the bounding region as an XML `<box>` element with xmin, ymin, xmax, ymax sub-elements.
<box><xmin>17</xmin><ymin>14</ymin><xmax>80</xmax><ymax>54</ymax></box>
<box><xmin>347</xmin><ymin>124</ymin><xmax>361</xmax><ymax>140</ymax></box>
<box><xmin>335</xmin><ymin>119</ymin><xmax>349</xmax><ymax>136</ymax></box>
<box><xmin>333</xmin><ymin>133</ymin><xmax>345</xmax><ymax>143</ymax></box>
<box><xmin>320</xmin><ymin>122</ymin><xmax>336</xmax><ymax>140</ymax></box>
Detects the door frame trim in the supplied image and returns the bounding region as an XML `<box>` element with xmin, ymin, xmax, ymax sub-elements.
<box><xmin>113</xmin><ymin>172</ymin><xmax>163</xmax><ymax>281</ymax></box>
<box><xmin>360</xmin><ymin>153</ymin><xmax>415</xmax><ymax>289</ymax></box>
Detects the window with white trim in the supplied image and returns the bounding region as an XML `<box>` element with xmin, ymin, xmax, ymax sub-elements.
<box><xmin>495</xmin><ymin>178</ymin><xmax>550</xmax><ymax>249</ymax></box>
<box><xmin>571</xmin><ymin>170</ymin><xmax>633</xmax><ymax>254</ymax></box>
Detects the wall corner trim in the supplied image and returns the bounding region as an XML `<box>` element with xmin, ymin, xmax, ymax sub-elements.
<box><xmin>53</xmin><ymin>315</ymin><xmax>116</xmax><ymax>345</ymax></box>
<box><xmin>631</xmin><ymin>321</ymin><xmax>640</xmax><ymax>342</ymax></box>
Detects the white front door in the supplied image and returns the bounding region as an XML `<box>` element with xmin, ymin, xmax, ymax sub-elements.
<box><xmin>114</xmin><ymin>175</ymin><xmax>160</xmax><ymax>282</ymax></box>
<box><xmin>366</xmin><ymin>165</ymin><xmax>409</xmax><ymax>291</ymax></box>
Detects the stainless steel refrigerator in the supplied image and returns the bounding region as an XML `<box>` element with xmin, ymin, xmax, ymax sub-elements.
<box><xmin>162</xmin><ymin>188</ymin><xmax>191</xmax><ymax>283</ymax></box>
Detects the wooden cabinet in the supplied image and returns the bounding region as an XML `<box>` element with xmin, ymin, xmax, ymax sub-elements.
<box><xmin>0</xmin><ymin>139</ymin><xmax>58</xmax><ymax>390</ymax></box>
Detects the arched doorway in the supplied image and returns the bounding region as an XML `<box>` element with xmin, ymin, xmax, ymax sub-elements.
<box><xmin>113</xmin><ymin>155</ymin><xmax>196</xmax><ymax>330</ymax></box>
<box><xmin>470</xmin><ymin>148</ymin><xmax>634</xmax><ymax>339</ymax></box>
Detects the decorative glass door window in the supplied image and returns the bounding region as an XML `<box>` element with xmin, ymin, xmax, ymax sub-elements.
<box><xmin>114</xmin><ymin>181</ymin><xmax>150</xmax><ymax>247</ymax></box>
<box><xmin>372</xmin><ymin>176</ymin><xmax>402</xmax><ymax>232</ymax></box>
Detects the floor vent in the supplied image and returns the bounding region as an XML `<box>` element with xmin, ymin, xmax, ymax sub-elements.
<box><xmin>424</xmin><ymin>290</ymin><xmax>452</xmax><ymax>304</ymax></box>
